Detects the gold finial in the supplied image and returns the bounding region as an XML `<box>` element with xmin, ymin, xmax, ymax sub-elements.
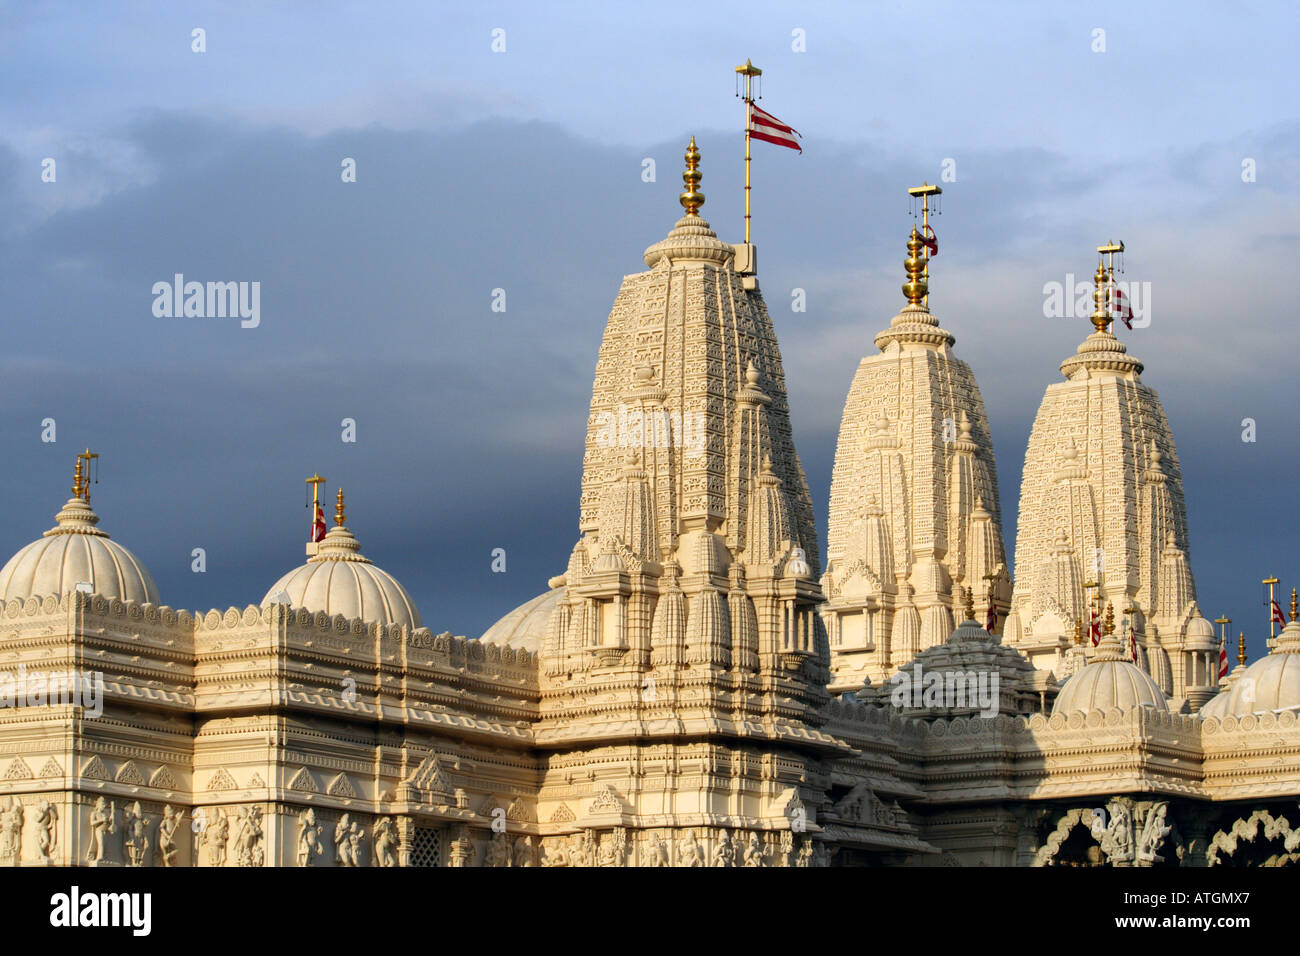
<box><xmin>72</xmin><ymin>456</ymin><xmax>85</xmax><ymax>499</ymax></box>
<box><xmin>679</xmin><ymin>137</ymin><xmax>704</xmax><ymax>215</ymax></box>
<box><xmin>963</xmin><ymin>586</ymin><xmax>975</xmax><ymax>623</ymax></box>
<box><xmin>334</xmin><ymin>487</ymin><xmax>346</xmax><ymax>527</ymax></box>
<box><xmin>1238</xmin><ymin>631</ymin><xmax>1247</xmax><ymax>666</ymax></box>
<box><xmin>75</xmin><ymin>449</ymin><xmax>99</xmax><ymax>502</ymax></box>
<box><xmin>1103</xmin><ymin>602</ymin><xmax>1115</xmax><ymax>637</ymax></box>
<box><xmin>1291</xmin><ymin>587</ymin><xmax>1298</xmax><ymax>622</ymax></box>
<box><xmin>1074</xmin><ymin>617</ymin><xmax>1084</xmax><ymax>646</ymax></box>
<box><xmin>902</xmin><ymin>226</ymin><xmax>928</xmax><ymax>305</ymax></box>
<box><xmin>907</xmin><ymin>183</ymin><xmax>942</xmax><ymax>306</ymax></box>
<box><xmin>1090</xmin><ymin>258</ymin><xmax>1110</xmax><ymax>333</ymax></box>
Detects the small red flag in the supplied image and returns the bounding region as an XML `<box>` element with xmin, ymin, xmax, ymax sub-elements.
<box><xmin>984</xmin><ymin>592</ymin><xmax>997</xmax><ymax>634</ymax></box>
<box><xmin>1218</xmin><ymin>640</ymin><xmax>1229</xmax><ymax>680</ymax></box>
<box><xmin>922</xmin><ymin>224</ymin><xmax>938</xmax><ymax>257</ymax></box>
<box><xmin>747</xmin><ymin>103</ymin><xmax>802</xmax><ymax>152</ymax></box>
<box><xmin>1089</xmin><ymin>612</ymin><xmax>1101</xmax><ymax>647</ymax></box>
<box><xmin>1111</xmin><ymin>285</ymin><xmax>1133</xmax><ymax>330</ymax></box>
<box><xmin>1272</xmin><ymin>599</ymin><xmax>1287</xmax><ymax>628</ymax></box>
<box><xmin>313</xmin><ymin>503</ymin><xmax>327</xmax><ymax>543</ymax></box>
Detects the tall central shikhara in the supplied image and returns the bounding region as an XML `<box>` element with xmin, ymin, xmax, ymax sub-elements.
<box><xmin>536</xmin><ymin>138</ymin><xmax>835</xmax><ymax>841</ymax></box>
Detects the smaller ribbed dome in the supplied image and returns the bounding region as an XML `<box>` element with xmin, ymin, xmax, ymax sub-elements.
<box><xmin>1053</xmin><ymin>630</ymin><xmax>1168</xmax><ymax>715</ymax></box>
<box><xmin>1184</xmin><ymin>608</ymin><xmax>1217</xmax><ymax>648</ymax></box>
<box><xmin>1199</xmin><ymin>687</ymin><xmax>1231</xmax><ymax>719</ymax></box>
<box><xmin>263</xmin><ymin>519</ymin><xmax>420</xmax><ymax>630</ymax></box>
<box><xmin>1212</xmin><ymin>618</ymin><xmax>1300</xmax><ymax>718</ymax></box>
<box><xmin>480</xmin><ymin>588</ymin><xmax>560</xmax><ymax>651</ymax></box>
<box><xmin>0</xmin><ymin>496</ymin><xmax>159</xmax><ymax>605</ymax></box>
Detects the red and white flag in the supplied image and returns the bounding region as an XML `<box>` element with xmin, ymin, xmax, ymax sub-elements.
<box><xmin>1111</xmin><ymin>285</ymin><xmax>1133</xmax><ymax>330</ymax></box>
<box><xmin>922</xmin><ymin>224</ymin><xmax>938</xmax><ymax>257</ymax></box>
<box><xmin>1218</xmin><ymin>639</ymin><xmax>1229</xmax><ymax>679</ymax></box>
<box><xmin>1272</xmin><ymin>599</ymin><xmax>1287</xmax><ymax>629</ymax></box>
<box><xmin>313</xmin><ymin>503</ymin><xmax>327</xmax><ymax>543</ymax></box>
<box><xmin>1089</xmin><ymin>612</ymin><xmax>1102</xmax><ymax>646</ymax></box>
<box><xmin>747</xmin><ymin>103</ymin><xmax>802</xmax><ymax>152</ymax></box>
<box><xmin>984</xmin><ymin>593</ymin><xmax>997</xmax><ymax>634</ymax></box>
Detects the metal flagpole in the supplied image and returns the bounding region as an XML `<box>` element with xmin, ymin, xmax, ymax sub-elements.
<box><xmin>1264</xmin><ymin>575</ymin><xmax>1280</xmax><ymax>645</ymax></box>
<box><xmin>735</xmin><ymin>59</ymin><xmax>762</xmax><ymax>245</ymax></box>
<box><xmin>306</xmin><ymin>474</ymin><xmax>325</xmax><ymax>555</ymax></box>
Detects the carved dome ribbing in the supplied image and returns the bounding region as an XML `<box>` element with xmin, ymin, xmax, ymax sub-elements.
<box><xmin>0</xmin><ymin>496</ymin><xmax>159</xmax><ymax>605</ymax></box>
<box><xmin>263</xmin><ymin>523</ymin><xmax>421</xmax><ymax>630</ymax></box>
<box><xmin>1052</xmin><ymin>632</ymin><xmax>1169</xmax><ymax>715</ymax></box>
<box><xmin>1211</xmin><ymin>620</ymin><xmax>1300</xmax><ymax>718</ymax></box>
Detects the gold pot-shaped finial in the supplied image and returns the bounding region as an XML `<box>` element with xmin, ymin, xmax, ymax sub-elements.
<box><xmin>902</xmin><ymin>226</ymin><xmax>928</xmax><ymax>304</ymax></box>
<box><xmin>679</xmin><ymin>136</ymin><xmax>704</xmax><ymax>215</ymax></box>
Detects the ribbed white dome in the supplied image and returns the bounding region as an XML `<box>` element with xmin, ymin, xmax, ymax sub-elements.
<box><xmin>1199</xmin><ymin>687</ymin><xmax>1231</xmax><ymax>719</ymax></box>
<box><xmin>0</xmin><ymin>497</ymin><xmax>159</xmax><ymax>605</ymax></box>
<box><xmin>1053</xmin><ymin>631</ymin><xmax>1168</xmax><ymax>715</ymax></box>
<box><xmin>1184</xmin><ymin>609</ymin><xmax>1217</xmax><ymax>648</ymax></box>
<box><xmin>263</xmin><ymin>523</ymin><xmax>420</xmax><ymax>630</ymax></box>
<box><xmin>480</xmin><ymin>588</ymin><xmax>560</xmax><ymax>651</ymax></box>
<box><xmin>1210</xmin><ymin>620</ymin><xmax>1300</xmax><ymax>717</ymax></box>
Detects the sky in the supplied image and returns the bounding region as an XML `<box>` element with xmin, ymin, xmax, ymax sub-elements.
<box><xmin>0</xmin><ymin>1</ymin><xmax>1296</xmax><ymax>660</ymax></box>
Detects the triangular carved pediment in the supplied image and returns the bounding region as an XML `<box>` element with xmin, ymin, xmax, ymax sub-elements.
<box><xmin>327</xmin><ymin>773</ymin><xmax>357</xmax><ymax>798</ymax></box>
<box><xmin>588</xmin><ymin>784</ymin><xmax>624</xmax><ymax>814</ymax></box>
<box><xmin>3</xmin><ymin>758</ymin><xmax>31</xmax><ymax>780</ymax></box>
<box><xmin>402</xmin><ymin>754</ymin><xmax>453</xmax><ymax>802</ymax></box>
<box><xmin>208</xmin><ymin>767</ymin><xmax>238</xmax><ymax>791</ymax></box>
<box><xmin>115</xmin><ymin>760</ymin><xmax>145</xmax><ymax>786</ymax></box>
<box><xmin>288</xmin><ymin>767</ymin><xmax>319</xmax><ymax>793</ymax></box>
<box><xmin>148</xmin><ymin>765</ymin><xmax>177</xmax><ymax>790</ymax></box>
<box><xmin>81</xmin><ymin>756</ymin><xmax>110</xmax><ymax>781</ymax></box>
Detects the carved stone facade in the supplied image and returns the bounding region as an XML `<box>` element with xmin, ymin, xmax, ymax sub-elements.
<box><xmin>0</xmin><ymin>147</ymin><xmax>1296</xmax><ymax>867</ymax></box>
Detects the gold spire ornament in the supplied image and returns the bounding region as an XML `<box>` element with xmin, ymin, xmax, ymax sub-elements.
<box><xmin>71</xmin><ymin>456</ymin><xmax>85</xmax><ymax>500</ymax></box>
<box><xmin>1089</xmin><ymin>259</ymin><xmax>1110</xmax><ymax>333</ymax></box>
<box><xmin>75</xmin><ymin>449</ymin><xmax>99</xmax><ymax>502</ymax></box>
<box><xmin>1291</xmin><ymin>587</ymin><xmax>1298</xmax><ymax>622</ymax></box>
<box><xmin>907</xmin><ymin>182</ymin><xmax>942</xmax><ymax>307</ymax></box>
<box><xmin>1074</xmin><ymin>617</ymin><xmax>1084</xmax><ymax>646</ymax></box>
<box><xmin>335</xmin><ymin>488</ymin><xmax>346</xmax><ymax>527</ymax></box>
<box><xmin>1103</xmin><ymin>602</ymin><xmax>1115</xmax><ymax>637</ymax></box>
<box><xmin>902</xmin><ymin>226</ymin><xmax>928</xmax><ymax>305</ymax></box>
<box><xmin>1238</xmin><ymin>632</ymin><xmax>1247</xmax><ymax>666</ymax></box>
<box><xmin>964</xmin><ymin>585</ymin><xmax>976</xmax><ymax>623</ymax></box>
<box><xmin>679</xmin><ymin>137</ymin><xmax>704</xmax><ymax>216</ymax></box>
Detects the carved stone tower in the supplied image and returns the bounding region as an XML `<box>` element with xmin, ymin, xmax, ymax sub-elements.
<box><xmin>1003</xmin><ymin>248</ymin><xmax>1217</xmax><ymax>707</ymax></box>
<box><xmin>536</xmin><ymin>140</ymin><xmax>838</xmax><ymax>861</ymax></box>
<box><xmin>821</xmin><ymin>214</ymin><xmax>1010</xmax><ymax>694</ymax></box>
